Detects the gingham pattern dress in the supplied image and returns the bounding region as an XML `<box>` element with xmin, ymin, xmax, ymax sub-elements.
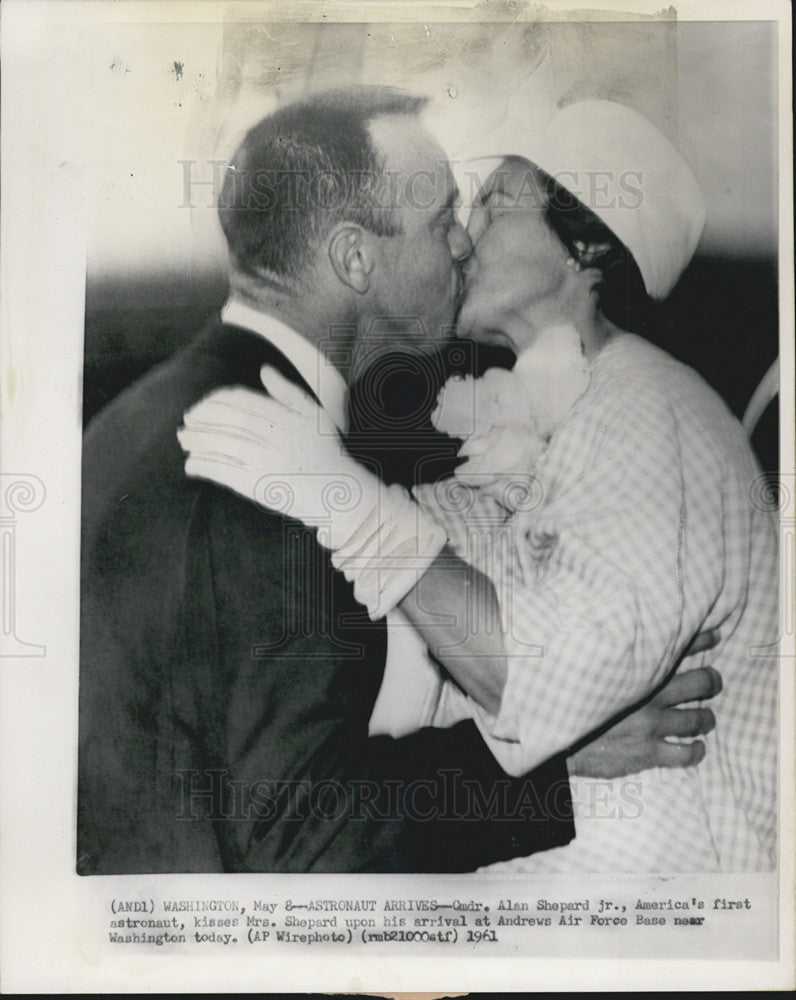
<box><xmin>419</xmin><ymin>333</ymin><xmax>778</xmax><ymax>873</ymax></box>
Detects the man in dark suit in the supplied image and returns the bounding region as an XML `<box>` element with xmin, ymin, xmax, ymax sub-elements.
<box><xmin>78</xmin><ymin>88</ymin><xmax>718</xmax><ymax>874</ymax></box>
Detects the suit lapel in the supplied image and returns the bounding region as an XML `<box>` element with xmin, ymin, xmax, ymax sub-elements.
<box><xmin>196</xmin><ymin>318</ymin><xmax>322</xmax><ymax>406</ymax></box>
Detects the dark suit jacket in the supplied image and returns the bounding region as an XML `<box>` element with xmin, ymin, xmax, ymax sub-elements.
<box><xmin>78</xmin><ymin>317</ymin><xmax>573</xmax><ymax>874</ymax></box>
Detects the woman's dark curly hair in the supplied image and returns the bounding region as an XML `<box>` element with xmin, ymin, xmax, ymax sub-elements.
<box><xmin>540</xmin><ymin>168</ymin><xmax>666</xmax><ymax>340</ymax></box>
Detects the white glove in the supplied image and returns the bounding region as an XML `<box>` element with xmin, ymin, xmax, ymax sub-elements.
<box><xmin>177</xmin><ymin>366</ymin><xmax>447</xmax><ymax>621</ymax></box>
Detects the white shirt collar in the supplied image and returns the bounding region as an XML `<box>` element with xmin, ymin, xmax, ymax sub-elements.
<box><xmin>221</xmin><ymin>297</ymin><xmax>349</xmax><ymax>433</ymax></box>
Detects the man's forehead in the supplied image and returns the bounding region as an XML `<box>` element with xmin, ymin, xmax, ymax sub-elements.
<box><xmin>369</xmin><ymin>113</ymin><xmax>453</xmax><ymax>201</ymax></box>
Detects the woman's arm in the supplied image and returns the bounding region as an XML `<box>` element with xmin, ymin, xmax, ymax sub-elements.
<box><xmin>398</xmin><ymin>548</ymin><xmax>721</xmax><ymax>776</ymax></box>
<box><xmin>398</xmin><ymin>546</ymin><xmax>507</xmax><ymax>716</ymax></box>
<box><xmin>178</xmin><ymin>369</ymin><xmax>721</xmax><ymax>774</ymax></box>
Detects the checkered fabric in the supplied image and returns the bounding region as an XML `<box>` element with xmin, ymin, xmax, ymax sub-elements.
<box><xmin>416</xmin><ymin>333</ymin><xmax>778</xmax><ymax>873</ymax></box>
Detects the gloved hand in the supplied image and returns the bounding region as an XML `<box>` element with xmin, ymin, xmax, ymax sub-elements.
<box><xmin>178</xmin><ymin>366</ymin><xmax>447</xmax><ymax>620</ymax></box>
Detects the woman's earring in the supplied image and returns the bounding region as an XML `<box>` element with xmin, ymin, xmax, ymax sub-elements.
<box><xmin>566</xmin><ymin>256</ymin><xmax>581</xmax><ymax>272</ymax></box>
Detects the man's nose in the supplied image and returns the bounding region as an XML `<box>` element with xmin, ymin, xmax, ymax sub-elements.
<box><xmin>449</xmin><ymin>221</ymin><xmax>473</xmax><ymax>262</ymax></box>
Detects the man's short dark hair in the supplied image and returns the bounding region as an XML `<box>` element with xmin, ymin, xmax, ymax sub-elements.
<box><xmin>218</xmin><ymin>87</ymin><xmax>428</xmax><ymax>280</ymax></box>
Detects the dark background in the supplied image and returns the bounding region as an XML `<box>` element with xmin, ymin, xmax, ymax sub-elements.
<box><xmin>82</xmin><ymin>252</ymin><xmax>780</xmax><ymax>479</ymax></box>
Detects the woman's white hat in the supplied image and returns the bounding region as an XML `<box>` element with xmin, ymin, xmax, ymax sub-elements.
<box><xmin>463</xmin><ymin>99</ymin><xmax>706</xmax><ymax>300</ymax></box>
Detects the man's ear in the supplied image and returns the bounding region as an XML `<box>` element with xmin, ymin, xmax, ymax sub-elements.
<box><xmin>328</xmin><ymin>223</ymin><xmax>374</xmax><ymax>294</ymax></box>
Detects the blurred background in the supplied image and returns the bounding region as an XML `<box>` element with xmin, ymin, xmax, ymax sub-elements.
<box><xmin>82</xmin><ymin>7</ymin><xmax>779</xmax><ymax>473</ymax></box>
